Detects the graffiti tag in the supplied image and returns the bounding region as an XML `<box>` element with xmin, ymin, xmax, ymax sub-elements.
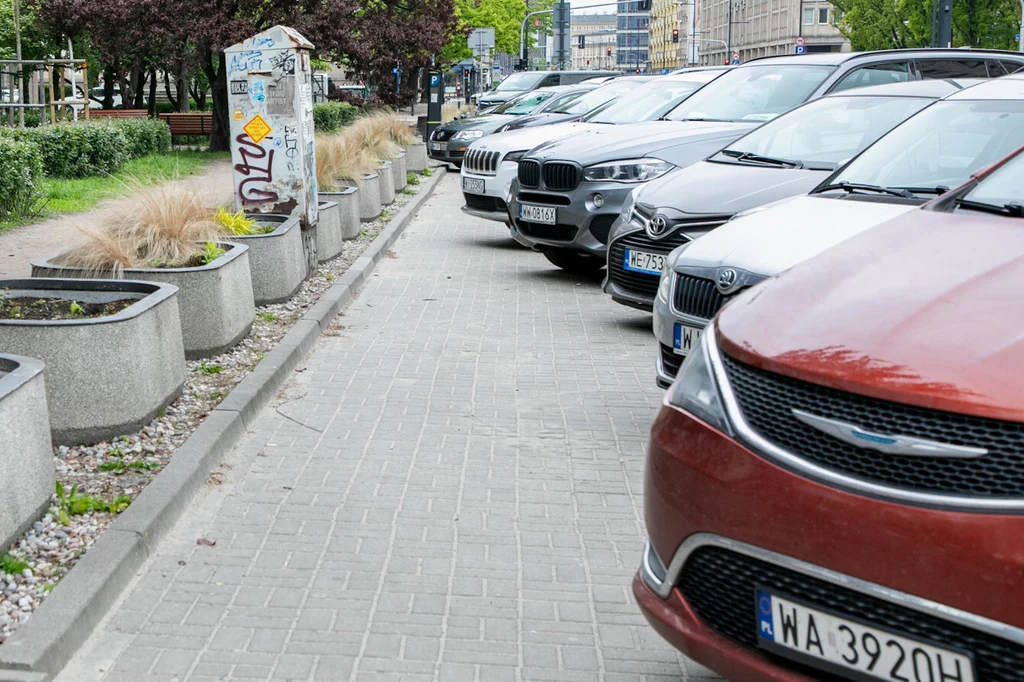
<box><xmin>229</xmin><ymin>50</ymin><xmax>264</xmax><ymax>73</ymax></box>
<box><xmin>234</xmin><ymin>133</ymin><xmax>279</xmax><ymax>205</ymax></box>
<box><xmin>270</xmin><ymin>53</ymin><xmax>296</xmax><ymax>75</ymax></box>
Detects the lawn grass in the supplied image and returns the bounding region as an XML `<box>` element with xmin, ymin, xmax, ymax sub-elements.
<box><xmin>1</xmin><ymin>151</ymin><xmax>229</xmax><ymax>231</ymax></box>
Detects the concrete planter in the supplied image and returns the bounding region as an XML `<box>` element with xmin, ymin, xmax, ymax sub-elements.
<box><xmin>0</xmin><ymin>279</ymin><xmax>186</xmax><ymax>445</ymax></box>
<box><xmin>393</xmin><ymin>152</ymin><xmax>408</xmax><ymax>192</ymax></box>
<box><xmin>237</xmin><ymin>214</ymin><xmax>306</xmax><ymax>305</ymax></box>
<box><xmin>315</xmin><ymin>200</ymin><xmax>343</xmax><ymax>263</ymax></box>
<box><xmin>320</xmin><ymin>186</ymin><xmax>360</xmax><ymax>240</ymax></box>
<box><xmin>0</xmin><ymin>353</ymin><xmax>54</xmax><ymax>548</ymax></box>
<box><xmin>31</xmin><ymin>243</ymin><xmax>254</xmax><ymax>361</ymax></box>
<box><xmin>403</xmin><ymin>142</ymin><xmax>428</xmax><ymax>173</ymax></box>
<box><xmin>357</xmin><ymin>173</ymin><xmax>382</xmax><ymax>222</ymax></box>
<box><xmin>378</xmin><ymin>161</ymin><xmax>396</xmax><ymax>205</ymax></box>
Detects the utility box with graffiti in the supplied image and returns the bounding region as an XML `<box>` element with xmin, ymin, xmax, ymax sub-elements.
<box><xmin>225</xmin><ymin>26</ymin><xmax>318</xmax><ymax>228</ymax></box>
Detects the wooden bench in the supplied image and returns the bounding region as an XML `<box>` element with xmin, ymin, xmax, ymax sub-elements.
<box><xmin>159</xmin><ymin>113</ymin><xmax>214</xmax><ymax>143</ymax></box>
<box><xmin>89</xmin><ymin>109</ymin><xmax>149</xmax><ymax>119</ymax></box>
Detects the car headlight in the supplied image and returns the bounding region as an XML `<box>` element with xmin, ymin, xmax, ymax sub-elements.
<box><xmin>657</xmin><ymin>261</ymin><xmax>672</xmax><ymax>304</ymax></box>
<box><xmin>504</xmin><ymin>150</ymin><xmax>528</xmax><ymax>163</ymax></box>
<box><xmin>584</xmin><ymin>158</ymin><xmax>674</xmax><ymax>183</ymax></box>
<box><xmin>453</xmin><ymin>130</ymin><xmax>485</xmax><ymax>141</ymax></box>
<box><xmin>666</xmin><ymin>328</ymin><xmax>732</xmax><ymax>435</ymax></box>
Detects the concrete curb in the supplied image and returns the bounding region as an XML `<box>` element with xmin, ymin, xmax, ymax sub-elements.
<box><xmin>0</xmin><ymin>167</ymin><xmax>447</xmax><ymax>680</ymax></box>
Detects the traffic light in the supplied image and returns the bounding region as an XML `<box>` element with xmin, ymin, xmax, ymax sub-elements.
<box><xmin>606</xmin><ymin>47</ymin><xmax>612</xmax><ymax>56</ymax></box>
<box><xmin>578</xmin><ymin>34</ymin><xmax>585</xmax><ymax>49</ymax></box>
<box><xmin>671</xmin><ymin>29</ymin><xmax>679</xmax><ymax>43</ymax></box>
<box><xmin>586</xmin><ymin>59</ymin><xmax>591</xmax><ymax>65</ymax></box>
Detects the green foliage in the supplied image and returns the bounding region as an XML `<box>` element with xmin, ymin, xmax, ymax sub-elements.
<box><xmin>5</xmin><ymin>123</ymin><xmax>128</xmax><ymax>178</ymax></box>
<box><xmin>257</xmin><ymin>311</ymin><xmax>278</xmax><ymax>322</ymax></box>
<box><xmin>68</xmin><ymin>301</ymin><xmax>83</xmax><ymax>316</ymax></box>
<box><xmin>444</xmin><ymin>0</ymin><xmax>554</xmax><ymax>63</ymax></box>
<box><xmin>0</xmin><ymin>135</ymin><xmax>45</xmax><ymax>222</ymax></box>
<box><xmin>421</xmin><ymin>168</ymin><xmax>432</xmax><ymax>177</ymax></box>
<box><xmin>0</xmin><ymin>552</ymin><xmax>28</xmax><ymax>575</ymax></box>
<box><xmin>833</xmin><ymin>0</ymin><xmax>1021</xmax><ymax>49</ymax></box>
<box><xmin>406</xmin><ymin>172</ymin><xmax>420</xmax><ymax>185</ymax></box>
<box><xmin>313</xmin><ymin>102</ymin><xmax>361</xmax><ymax>132</ymax></box>
<box><xmin>197</xmin><ymin>362</ymin><xmax>223</xmax><ymax>374</ymax></box>
<box><xmin>54</xmin><ymin>481</ymin><xmax>131</xmax><ymax>526</ymax></box>
<box><xmin>215</xmin><ymin>207</ymin><xmax>259</xmax><ymax>235</ymax></box>
<box><xmin>108</xmin><ymin>119</ymin><xmax>172</xmax><ymax>159</ymax></box>
<box><xmin>199</xmin><ymin>241</ymin><xmax>225</xmax><ymax>264</ymax></box>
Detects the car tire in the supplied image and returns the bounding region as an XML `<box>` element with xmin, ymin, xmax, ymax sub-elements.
<box><xmin>542</xmin><ymin>250</ymin><xmax>605</xmax><ymax>273</ymax></box>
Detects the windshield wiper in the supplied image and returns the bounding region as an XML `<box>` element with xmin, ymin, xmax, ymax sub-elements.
<box><xmin>817</xmin><ymin>182</ymin><xmax>916</xmax><ymax>198</ymax></box>
<box><xmin>898</xmin><ymin>185</ymin><xmax>949</xmax><ymax>196</ymax></box>
<box><xmin>957</xmin><ymin>199</ymin><xmax>1024</xmax><ymax>217</ymax></box>
<box><xmin>720</xmin><ymin>149</ymin><xmax>804</xmax><ymax>169</ymax></box>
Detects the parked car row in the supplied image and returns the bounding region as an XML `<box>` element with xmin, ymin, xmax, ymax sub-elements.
<box><xmin>452</xmin><ymin>48</ymin><xmax>1024</xmax><ymax>682</ymax></box>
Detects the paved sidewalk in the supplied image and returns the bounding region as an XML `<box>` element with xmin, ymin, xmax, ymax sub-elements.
<box><xmin>58</xmin><ymin>175</ymin><xmax>720</xmax><ymax>682</ymax></box>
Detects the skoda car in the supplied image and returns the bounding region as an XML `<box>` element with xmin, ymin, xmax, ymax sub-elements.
<box><xmin>459</xmin><ymin>70</ymin><xmax>727</xmax><ymax>224</ymax></box>
<box><xmin>604</xmin><ymin>78</ymin><xmax>977</xmax><ymax>311</ymax></box>
<box><xmin>428</xmin><ymin>85</ymin><xmax>592</xmax><ymax>167</ymax></box>
<box><xmin>507</xmin><ymin>50</ymin><xmax>1024</xmax><ymax>273</ymax></box>
<box><xmin>650</xmin><ymin>74</ymin><xmax>1024</xmax><ymax>387</ymax></box>
<box><xmin>636</xmin><ymin>143</ymin><xmax>1024</xmax><ymax>682</ymax></box>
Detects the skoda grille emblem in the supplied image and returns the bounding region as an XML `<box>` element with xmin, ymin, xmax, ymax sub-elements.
<box><xmin>648</xmin><ymin>215</ymin><xmax>668</xmax><ymax>238</ymax></box>
<box><xmin>792</xmin><ymin>410</ymin><xmax>989</xmax><ymax>458</ymax></box>
<box><xmin>717</xmin><ymin>268</ymin><xmax>738</xmax><ymax>292</ymax></box>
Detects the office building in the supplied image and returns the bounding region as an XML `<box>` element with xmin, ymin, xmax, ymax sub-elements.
<box><xmin>649</xmin><ymin>0</ymin><xmax>683</xmax><ymax>71</ymax></box>
<box><xmin>617</xmin><ymin>1</ymin><xmax>651</xmax><ymax>71</ymax></box>
<box><xmin>571</xmin><ymin>14</ymin><xmax>619</xmax><ymax>70</ymax></box>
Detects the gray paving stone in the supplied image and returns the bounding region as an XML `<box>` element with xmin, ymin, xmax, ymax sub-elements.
<box><xmin>56</xmin><ymin>176</ymin><xmax>718</xmax><ymax>682</ymax></box>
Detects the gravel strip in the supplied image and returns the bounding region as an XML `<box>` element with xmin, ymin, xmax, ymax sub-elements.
<box><xmin>0</xmin><ymin>170</ymin><xmax>439</xmax><ymax>645</ymax></box>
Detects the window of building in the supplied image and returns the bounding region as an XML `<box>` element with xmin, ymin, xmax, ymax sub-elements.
<box><xmin>818</xmin><ymin>7</ymin><xmax>829</xmax><ymax>23</ymax></box>
<box><xmin>803</xmin><ymin>7</ymin><xmax>815</xmax><ymax>24</ymax></box>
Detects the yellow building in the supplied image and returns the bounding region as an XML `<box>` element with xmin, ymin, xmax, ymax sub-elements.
<box><xmin>649</xmin><ymin>0</ymin><xmax>683</xmax><ymax>71</ymax></box>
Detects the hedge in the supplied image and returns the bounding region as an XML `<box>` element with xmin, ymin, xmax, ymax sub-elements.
<box><xmin>108</xmin><ymin>118</ymin><xmax>172</xmax><ymax>159</ymax></box>
<box><xmin>6</xmin><ymin>123</ymin><xmax>128</xmax><ymax>178</ymax></box>
<box><xmin>313</xmin><ymin>102</ymin><xmax>360</xmax><ymax>132</ymax></box>
<box><xmin>0</xmin><ymin>135</ymin><xmax>44</xmax><ymax>221</ymax></box>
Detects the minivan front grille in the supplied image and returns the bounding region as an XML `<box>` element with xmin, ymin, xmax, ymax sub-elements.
<box><xmin>541</xmin><ymin>163</ymin><xmax>580</xmax><ymax>191</ymax></box>
<box><xmin>518</xmin><ymin>160</ymin><xmax>540</xmax><ymax>188</ymax></box>
<box><xmin>465</xmin><ymin>148</ymin><xmax>500</xmax><ymax>175</ymax></box>
<box><xmin>673</xmin><ymin>274</ymin><xmax>732</xmax><ymax>321</ymax></box>
<box><xmin>721</xmin><ymin>352</ymin><xmax>1024</xmax><ymax>499</ymax></box>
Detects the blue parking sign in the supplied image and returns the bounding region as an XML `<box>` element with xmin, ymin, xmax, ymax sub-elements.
<box><xmin>430</xmin><ymin>74</ymin><xmax>440</xmax><ymax>86</ymax></box>
<box><xmin>795</xmin><ymin>45</ymin><xmax>806</xmax><ymax>54</ymax></box>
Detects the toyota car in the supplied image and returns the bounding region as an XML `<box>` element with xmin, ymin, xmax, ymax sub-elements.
<box><xmin>603</xmin><ymin>78</ymin><xmax>975</xmax><ymax>311</ymax></box>
<box><xmin>636</xmin><ymin>143</ymin><xmax>1024</xmax><ymax>682</ymax></box>
<box><xmin>506</xmin><ymin>49</ymin><xmax>1024</xmax><ymax>273</ymax></box>
<box><xmin>650</xmin><ymin>73</ymin><xmax>1024</xmax><ymax>387</ymax></box>
<box><xmin>459</xmin><ymin>70</ymin><xmax>727</xmax><ymax>224</ymax></box>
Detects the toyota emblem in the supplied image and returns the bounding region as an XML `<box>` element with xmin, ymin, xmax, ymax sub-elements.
<box><xmin>648</xmin><ymin>215</ymin><xmax>668</xmax><ymax>237</ymax></box>
<box><xmin>717</xmin><ymin>268</ymin><xmax>738</xmax><ymax>291</ymax></box>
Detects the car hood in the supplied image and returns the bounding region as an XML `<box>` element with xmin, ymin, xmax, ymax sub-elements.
<box><xmin>639</xmin><ymin>161</ymin><xmax>828</xmax><ymax>216</ymax></box>
<box><xmin>508</xmin><ymin>112</ymin><xmax>580</xmax><ymax>129</ymax></box>
<box><xmin>525</xmin><ymin>121</ymin><xmax>755</xmax><ymax>167</ymax></box>
<box><xmin>675</xmin><ymin>195</ymin><xmax>918</xmax><ymax>276</ymax></box>
<box><xmin>478</xmin><ymin>91</ymin><xmax>516</xmax><ymax>105</ymax></box>
<box><xmin>717</xmin><ymin>209</ymin><xmax>1024</xmax><ymax>422</ymax></box>
<box><xmin>469</xmin><ymin>122</ymin><xmax>605</xmax><ymax>156</ymax></box>
<box><xmin>437</xmin><ymin>114</ymin><xmax>518</xmax><ymax>135</ymax></box>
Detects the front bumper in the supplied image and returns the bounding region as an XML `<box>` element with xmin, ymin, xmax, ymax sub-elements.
<box><xmin>507</xmin><ymin>180</ymin><xmax>635</xmax><ymax>257</ymax></box>
<box><xmin>638</xmin><ymin>399</ymin><xmax>1024</xmax><ymax>680</ymax></box>
<box><xmin>428</xmin><ymin>140</ymin><xmax>468</xmax><ymax>164</ymax></box>
<box><xmin>652</xmin><ymin>287</ymin><xmax>710</xmax><ymax>388</ymax></box>
<box><xmin>459</xmin><ymin>162</ymin><xmax>519</xmax><ymax>223</ymax></box>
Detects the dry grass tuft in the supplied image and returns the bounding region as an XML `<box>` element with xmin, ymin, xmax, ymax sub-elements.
<box><xmin>59</xmin><ymin>181</ymin><xmax>221</xmax><ymax>276</ymax></box>
<box><xmin>442</xmin><ymin>102</ymin><xmax>465</xmax><ymax>123</ymax></box>
<box><xmin>316</xmin><ymin>133</ymin><xmax>376</xmax><ymax>190</ymax></box>
<box><xmin>345</xmin><ymin>113</ymin><xmax>402</xmax><ymax>163</ymax></box>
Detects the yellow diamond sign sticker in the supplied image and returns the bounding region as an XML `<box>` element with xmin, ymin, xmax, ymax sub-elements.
<box><xmin>243</xmin><ymin>114</ymin><xmax>272</xmax><ymax>144</ymax></box>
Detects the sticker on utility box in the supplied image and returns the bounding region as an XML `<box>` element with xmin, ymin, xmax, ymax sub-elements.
<box><xmin>243</xmin><ymin>114</ymin><xmax>272</xmax><ymax>144</ymax></box>
<box><xmin>230</xmin><ymin>80</ymin><xmax>248</xmax><ymax>95</ymax></box>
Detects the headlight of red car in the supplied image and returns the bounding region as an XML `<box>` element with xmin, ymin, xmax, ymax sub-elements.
<box><xmin>666</xmin><ymin>326</ymin><xmax>733</xmax><ymax>436</ymax></box>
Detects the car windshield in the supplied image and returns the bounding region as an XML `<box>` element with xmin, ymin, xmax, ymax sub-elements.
<box><xmin>957</xmin><ymin>152</ymin><xmax>1024</xmax><ymax>215</ymax></box>
<box><xmin>548</xmin><ymin>79</ymin><xmax>645</xmax><ymax>115</ymax></box>
<box><xmin>494</xmin><ymin>72</ymin><xmax>545</xmax><ymax>92</ymax></box>
<box><xmin>540</xmin><ymin>91</ymin><xmax>586</xmax><ymax>112</ymax></box>
<box><xmin>824</xmin><ymin>100</ymin><xmax>1024</xmax><ymax>195</ymax></box>
<box><xmin>587</xmin><ymin>78</ymin><xmax>709</xmax><ymax>124</ymax></box>
<box><xmin>664</xmin><ymin>64</ymin><xmax>835</xmax><ymax>122</ymax></box>
<box><xmin>494</xmin><ymin>90</ymin><xmax>555</xmax><ymax>115</ymax></box>
<box><xmin>711</xmin><ymin>95</ymin><xmax>935</xmax><ymax>171</ymax></box>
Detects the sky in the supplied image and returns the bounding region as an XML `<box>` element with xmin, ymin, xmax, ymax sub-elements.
<box><xmin>568</xmin><ymin>0</ymin><xmax>618</xmax><ymax>14</ymax></box>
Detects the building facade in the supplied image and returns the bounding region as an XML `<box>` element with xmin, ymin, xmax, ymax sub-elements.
<box><xmin>683</xmin><ymin>0</ymin><xmax>848</xmax><ymax>66</ymax></box>
<box><xmin>571</xmin><ymin>14</ymin><xmax>619</xmax><ymax>70</ymax></box>
<box><xmin>617</xmin><ymin>1</ymin><xmax>651</xmax><ymax>71</ymax></box>
<box><xmin>649</xmin><ymin>0</ymin><xmax>683</xmax><ymax>71</ymax></box>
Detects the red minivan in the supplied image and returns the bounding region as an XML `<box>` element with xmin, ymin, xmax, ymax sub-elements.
<box><xmin>634</xmin><ymin>147</ymin><xmax>1024</xmax><ymax>682</ymax></box>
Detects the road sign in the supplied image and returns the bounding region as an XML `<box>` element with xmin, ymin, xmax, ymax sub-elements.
<box><xmin>731</xmin><ymin>53</ymin><xmax>740</xmax><ymax>65</ymax></box>
<box><xmin>795</xmin><ymin>45</ymin><xmax>806</xmax><ymax>55</ymax></box>
<box><xmin>795</xmin><ymin>36</ymin><xmax>806</xmax><ymax>47</ymax></box>
<box><xmin>430</xmin><ymin>73</ymin><xmax>441</xmax><ymax>86</ymax></box>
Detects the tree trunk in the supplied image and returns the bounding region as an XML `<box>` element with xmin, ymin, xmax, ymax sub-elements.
<box><xmin>103</xmin><ymin>65</ymin><xmax>116</xmax><ymax>109</ymax></box>
<box><xmin>176</xmin><ymin>60</ymin><xmax>189</xmax><ymax>112</ymax></box>
<box><xmin>131</xmin><ymin>62</ymin><xmax>146</xmax><ymax>109</ymax></box>
<box><xmin>147</xmin><ymin>67</ymin><xmax>157</xmax><ymax>117</ymax></box>
<box><xmin>164</xmin><ymin>72</ymin><xmax>178</xmax><ymax>110</ymax></box>
<box><xmin>203</xmin><ymin>50</ymin><xmax>230</xmax><ymax>152</ymax></box>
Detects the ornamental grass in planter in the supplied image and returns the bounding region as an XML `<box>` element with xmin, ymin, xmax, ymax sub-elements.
<box><xmin>0</xmin><ymin>280</ymin><xmax>186</xmax><ymax>445</ymax></box>
<box><xmin>30</xmin><ymin>185</ymin><xmax>255</xmax><ymax>359</ymax></box>
<box><xmin>315</xmin><ymin>133</ymin><xmax>381</xmax><ymax>224</ymax></box>
<box><xmin>0</xmin><ymin>353</ymin><xmax>54</xmax><ymax>548</ymax></box>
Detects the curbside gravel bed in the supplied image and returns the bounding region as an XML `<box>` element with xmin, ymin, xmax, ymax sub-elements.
<box><xmin>0</xmin><ymin>167</ymin><xmax>446</xmax><ymax>681</ymax></box>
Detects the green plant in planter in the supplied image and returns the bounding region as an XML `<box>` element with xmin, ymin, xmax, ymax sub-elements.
<box><xmin>200</xmin><ymin>241</ymin><xmax>225</xmax><ymax>264</ymax></box>
<box><xmin>406</xmin><ymin>173</ymin><xmax>420</xmax><ymax>186</ymax></box>
<box><xmin>421</xmin><ymin>168</ymin><xmax>432</xmax><ymax>177</ymax></box>
<box><xmin>68</xmin><ymin>301</ymin><xmax>84</xmax><ymax>316</ymax></box>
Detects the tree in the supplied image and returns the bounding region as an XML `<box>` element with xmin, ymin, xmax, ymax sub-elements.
<box><xmin>833</xmin><ymin>0</ymin><xmax>1022</xmax><ymax>49</ymax></box>
<box><xmin>441</xmin><ymin>0</ymin><xmax>553</xmax><ymax>67</ymax></box>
